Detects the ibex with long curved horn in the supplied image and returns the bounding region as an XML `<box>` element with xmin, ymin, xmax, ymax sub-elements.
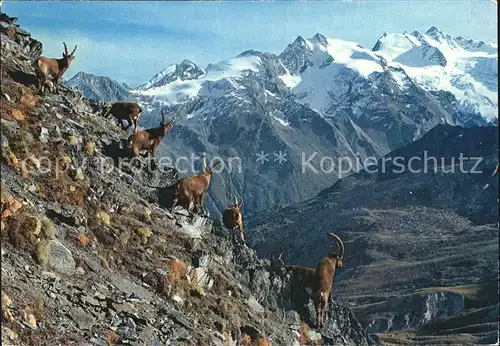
<box><xmin>315</xmin><ymin>233</ymin><xmax>344</xmax><ymax>328</ymax></box>
<box><xmin>171</xmin><ymin>157</ymin><xmax>220</xmax><ymax>213</ymax></box>
<box><xmin>128</xmin><ymin>109</ymin><xmax>176</xmax><ymax>158</ymax></box>
<box><xmin>272</xmin><ymin>233</ymin><xmax>344</xmax><ymax>328</ymax></box>
<box><xmin>222</xmin><ymin>195</ymin><xmax>245</xmax><ymax>243</ymax></box>
<box><xmin>33</xmin><ymin>42</ymin><xmax>77</xmax><ymax>94</ymax></box>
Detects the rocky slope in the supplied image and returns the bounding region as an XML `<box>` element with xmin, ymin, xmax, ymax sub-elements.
<box><xmin>70</xmin><ymin>27</ymin><xmax>497</xmax><ymax>219</ymax></box>
<box><xmin>247</xmin><ymin>124</ymin><xmax>499</xmax><ymax>344</ymax></box>
<box><xmin>0</xmin><ymin>13</ymin><xmax>376</xmax><ymax>346</ymax></box>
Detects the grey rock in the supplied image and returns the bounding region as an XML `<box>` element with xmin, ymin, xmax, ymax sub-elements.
<box><xmin>44</xmin><ymin>240</ymin><xmax>76</xmax><ymax>274</ymax></box>
<box><xmin>68</xmin><ymin>307</ymin><xmax>94</xmax><ymax>330</ymax></box>
<box><xmin>39</xmin><ymin>126</ymin><xmax>49</xmax><ymax>143</ymax></box>
<box><xmin>247</xmin><ymin>295</ymin><xmax>265</xmax><ymax>315</ymax></box>
<box><xmin>1</xmin><ymin>118</ymin><xmax>20</xmax><ymax>133</ymax></box>
<box><xmin>81</xmin><ymin>295</ymin><xmax>100</xmax><ymax>307</ymax></box>
<box><xmin>108</xmin><ymin>274</ymin><xmax>153</xmax><ymax>301</ymax></box>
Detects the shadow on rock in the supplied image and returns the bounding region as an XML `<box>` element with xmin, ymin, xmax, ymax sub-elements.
<box><xmin>157</xmin><ymin>184</ymin><xmax>177</xmax><ymax>210</ymax></box>
<box><xmin>8</xmin><ymin>70</ymin><xmax>37</xmax><ymax>88</ymax></box>
<box><xmin>102</xmin><ymin>138</ymin><xmax>131</xmax><ymax>167</ymax></box>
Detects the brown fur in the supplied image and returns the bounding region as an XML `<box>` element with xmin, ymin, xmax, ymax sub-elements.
<box><xmin>284</xmin><ymin>265</ymin><xmax>317</xmax><ymax>282</ymax></box>
<box><xmin>314</xmin><ymin>233</ymin><xmax>344</xmax><ymax>328</ymax></box>
<box><xmin>171</xmin><ymin>158</ymin><xmax>220</xmax><ymax>213</ymax></box>
<box><xmin>222</xmin><ymin>199</ymin><xmax>245</xmax><ymax>243</ymax></box>
<box><xmin>33</xmin><ymin>42</ymin><xmax>77</xmax><ymax>94</ymax></box>
<box><xmin>129</xmin><ymin>109</ymin><xmax>174</xmax><ymax>158</ymax></box>
<box><xmin>273</xmin><ymin>233</ymin><xmax>344</xmax><ymax>328</ymax></box>
<box><xmin>105</xmin><ymin>102</ymin><xmax>142</xmax><ymax>133</ymax></box>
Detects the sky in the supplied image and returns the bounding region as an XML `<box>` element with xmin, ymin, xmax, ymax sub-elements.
<box><xmin>4</xmin><ymin>1</ymin><xmax>497</xmax><ymax>87</ymax></box>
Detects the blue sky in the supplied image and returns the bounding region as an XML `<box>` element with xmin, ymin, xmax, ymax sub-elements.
<box><xmin>4</xmin><ymin>1</ymin><xmax>497</xmax><ymax>87</ymax></box>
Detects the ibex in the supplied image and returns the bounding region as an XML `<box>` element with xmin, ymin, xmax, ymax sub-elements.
<box><xmin>33</xmin><ymin>42</ymin><xmax>77</xmax><ymax>94</ymax></box>
<box><xmin>222</xmin><ymin>196</ymin><xmax>245</xmax><ymax>243</ymax></box>
<box><xmin>272</xmin><ymin>233</ymin><xmax>344</xmax><ymax>328</ymax></box>
<box><xmin>171</xmin><ymin>157</ymin><xmax>220</xmax><ymax>213</ymax></box>
<box><xmin>128</xmin><ymin>109</ymin><xmax>175</xmax><ymax>158</ymax></box>
<box><xmin>104</xmin><ymin>102</ymin><xmax>142</xmax><ymax>133</ymax></box>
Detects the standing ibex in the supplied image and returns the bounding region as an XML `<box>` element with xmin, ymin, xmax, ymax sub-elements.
<box><xmin>315</xmin><ymin>233</ymin><xmax>344</xmax><ymax>328</ymax></box>
<box><xmin>222</xmin><ymin>196</ymin><xmax>245</xmax><ymax>243</ymax></box>
<box><xmin>272</xmin><ymin>233</ymin><xmax>344</xmax><ymax>328</ymax></box>
<box><xmin>33</xmin><ymin>42</ymin><xmax>77</xmax><ymax>94</ymax></box>
<box><xmin>104</xmin><ymin>102</ymin><xmax>142</xmax><ymax>133</ymax></box>
<box><xmin>171</xmin><ymin>157</ymin><xmax>220</xmax><ymax>213</ymax></box>
<box><xmin>128</xmin><ymin>110</ymin><xmax>175</xmax><ymax>158</ymax></box>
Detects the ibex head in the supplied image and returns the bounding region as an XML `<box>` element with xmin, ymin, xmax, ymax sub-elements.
<box><xmin>270</xmin><ymin>251</ymin><xmax>284</xmax><ymax>268</ymax></box>
<box><xmin>62</xmin><ymin>42</ymin><xmax>77</xmax><ymax>66</ymax></box>
<box><xmin>202</xmin><ymin>157</ymin><xmax>221</xmax><ymax>176</ymax></box>
<box><xmin>232</xmin><ymin>195</ymin><xmax>243</xmax><ymax>211</ymax></box>
<box><xmin>327</xmin><ymin>233</ymin><xmax>344</xmax><ymax>268</ymax></box>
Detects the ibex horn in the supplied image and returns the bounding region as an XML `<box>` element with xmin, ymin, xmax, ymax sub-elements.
<box><xmin>328</xmin><ymin>233</ymin><xmax>344</xmax><ymax>259</ymax></box>
<box><xmin>70</xmin><ymin>45</ymin><xmax>78</xmax><ymax>55</ymax></box>
<box><xmin>63</xmin><ymin>42</ymin><xmax>68</xmax><ymax>55</ymax></box>
<box><xmin>161</xmin><ymin>110</ymin><xmax>166</xmax><ymax>125</ymax></box>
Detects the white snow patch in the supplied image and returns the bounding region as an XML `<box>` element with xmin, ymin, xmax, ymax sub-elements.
<box><xmin>272</xmin><ymin>115</ymin><xmax>290</xmax><ymax>127</ymax></box>
<box><xmin>135</xmin><ymin>55</ymin><xmax>262</xmax><ymax>105</ymax></box>
<box><xmin>279</xmin><ymin>72</ymin><xmax>302</xmax><ymax>89</ymax></box>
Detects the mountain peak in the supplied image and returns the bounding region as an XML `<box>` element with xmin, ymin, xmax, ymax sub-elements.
<box><xmin>425</xmin><ymin>26</ymin><xmax>441</xmax><ymax>35</ymax></box>
<box><xmin>70</xmin><ymin>71</ymin><xmax>100</xmax><ymax>80</ymax></box>
<box><xmin>293</xmin><ymin>35</ymin><xmax>307</xmax><ymax>47</ymax></box>
<box><xmin>136</xmin><ymin>60</ymin><xmax>204</xmax><ymax>91</ymax></box>
<box><xmin>238</xmin><ymin>49</ymin><xmax>264</xmax><ymax>57</ymax></box>
<box><xmin>310</xmin><ymin>33</ymin><xmax>328</xmax><ymax>47</ymax></box>
<box><xmin>66</xmin><ymin>71</ymin><xmax>131</xmax><ymax>101</ymax></box>
<box><xmin>179</xmin><ymin>59</ymin><xmax>197</xmax><ymax>68</ymax></box>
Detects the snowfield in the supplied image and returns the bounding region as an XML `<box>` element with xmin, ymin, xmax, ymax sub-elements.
<box><xmin>132</xmin><ymin>55</ymin><xmax>262</xmax><ymax>105</ymax></box>
<box><xmin>374</xmin><ymin>27</ymin><xmax>498</xmax><ymax>122</ymax></box>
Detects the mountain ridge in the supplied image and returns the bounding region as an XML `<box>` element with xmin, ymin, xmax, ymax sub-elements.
<box><xmin>67</xmin><ymin>71</ymin><xmax>133</xmax><ymax>102</ymax></box>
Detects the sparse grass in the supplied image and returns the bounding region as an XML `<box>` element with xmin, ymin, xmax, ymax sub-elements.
<box><xmin>299</xmin><ymin>321</ymin><xmax>310</xmax><ymax>344</ymax></box>
<box><xmin>36</xmin><ymin>175</ymin><xmax>86</xmax><ymax>207</ymax></box>
<box><xmin>0</xmin><ymin>289</ymin><xmax>59</xmax><ymax>346</ymax></box>
<box><xmin>166</xmin><ymin>258</ymin><xmax>188</xmax><ymax>286</ymax></box>
<box><xmin>124</xmin><ymin>205</ymin><xmax>152</xmax><ymax>223</ymax></box>
<box><xmin>6</xmin><ymin>211</ymin><xmax>40</xmax><ymax>253</ymax></box>
<box><xmin>256</xmin><ymin>336</ymin><xmax>272</xmax><ymax>346</ymax></box>
<box><xmin>239</xmin><ymin>334</ymin><xmax>253</xmax><ymax>346</ymax></box>
<box><xmin>239</xmin><ymin>334</ymin><xmax>273</xmax><ymax>346</ymax></box>
<box><xmin>41</xmin><ymin>217</ymin><xmax>55</xmax><ymax>239</ymax></box>
<box><xmin>35</xmin><ymin>239</ymin><xmax>51</xmax><ymax>266</ymax></box>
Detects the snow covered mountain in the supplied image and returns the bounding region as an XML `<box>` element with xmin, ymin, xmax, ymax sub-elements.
<box><xmin>372</xmin><ymin>27</ymin><xmax>497</xmax><ymax>122</ymax></box>
<box><xmin>134</xmin><ymin>27</ymin><xmax>497</xmax><ymax>126</ymax></box>
<box><xmin>74</xmin><ymin>27</ymin><xmax>496</xmax><ymax>216</ymax></box>
<box><xmin>67</xmin><ymin>72</ymin><xmax>133</xmax><ymax>102</ymax></box>
<box><xmin>135</xmin><ymin>59</ymin><xmax>204</xmax><ymax>91</ymax></box>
